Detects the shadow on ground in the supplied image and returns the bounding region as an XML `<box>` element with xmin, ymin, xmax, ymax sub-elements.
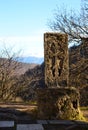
<box><xmin>0</xmin><ymin>105</ymin><xmax>88</xmax><ymax>130</ymax></box>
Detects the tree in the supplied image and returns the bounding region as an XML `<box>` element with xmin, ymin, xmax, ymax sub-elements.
<box><xmin>49</xmin><ymin>0</ymin><xmax>88</xmax><ymax>44</ymax></box>
<box><xmin>0</xmin><ymin>45</ymin><xmax>22</xmax><ymax>101</ymax></box>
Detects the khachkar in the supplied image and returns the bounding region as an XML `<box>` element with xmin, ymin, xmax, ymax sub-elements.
<box><xmin>37</xmin><ymin>33</ymin><xmax>81</xmax><ymax>120</ymax></box>
<box><xmin>44</xmin><ymin>33</ymin><xmax>68</xmax><ymax>87</ymax></box>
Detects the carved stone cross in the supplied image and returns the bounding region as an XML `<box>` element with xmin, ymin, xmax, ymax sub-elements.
<box><xmin>44</xmin><ymin>33</ymin><xmax>68</xmax><ymax>87</ymax></box>
<box><xmin>37</xmin><ymin>33</ymin><xmax>80</xmax><ymax>120</ymax></box>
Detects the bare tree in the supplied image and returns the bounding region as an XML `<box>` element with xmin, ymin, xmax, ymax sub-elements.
<box><xmin>0</xmin><ymin>45</ymin><xmax>22</xmax><ymax>101</ymax></box>
<box><xmin>49</xmin><ymin>0</ymin><xmax>88</xmax><ymax>44</ymax></box>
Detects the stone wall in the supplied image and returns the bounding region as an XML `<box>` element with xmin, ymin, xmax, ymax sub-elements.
<box><xmin>44</xmin><ymin>33</ymin><xmax>68</xmax><ymax>87</ymax></box>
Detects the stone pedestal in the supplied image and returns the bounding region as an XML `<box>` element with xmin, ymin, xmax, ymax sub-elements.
<box><xmin>37</xmin><ymin>88</ymin><xmax>80</xmax><ymax>120</ymax></box>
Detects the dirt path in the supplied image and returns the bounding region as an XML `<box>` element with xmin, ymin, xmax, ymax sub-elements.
<box><xmin>0</xmin><ymin>103</ymin><xmax>37</xmax><ymax>112</ymax></box>
<box><xmin>0</xmin><ymin>103</ymin><xmax>88</xmax><ymax>121</ymax></box>
<box><xmin>0</xmin><ymin>103</ymin><xmax>37</xmax><ymax>120</ymax></box>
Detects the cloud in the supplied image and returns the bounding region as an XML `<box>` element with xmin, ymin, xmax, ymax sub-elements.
<box><xmin>0</xmin><ymin>35</ymin><xmax>44</xmax><ymax>57</ymax></box>
<box><xmin>0</xmin><ymin>35</ymin><xmax>43</xmax><ymax>44</ymax></box>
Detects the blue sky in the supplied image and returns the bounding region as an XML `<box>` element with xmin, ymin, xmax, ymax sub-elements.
<box><xmin>0</xmin><ymin>0</ymin><xmax>81</xmax><ymax>57</ymax></box>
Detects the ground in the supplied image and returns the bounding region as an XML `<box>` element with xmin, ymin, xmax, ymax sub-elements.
<box><xmin>0</xmin><ymin>103</ymin><xmax>88</xmax><ymax>130</ymax></box>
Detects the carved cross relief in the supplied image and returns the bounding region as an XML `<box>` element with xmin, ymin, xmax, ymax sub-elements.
<box><xmin>44</xmin><ymin>33</ymin><xmax>68</xmax><ymax>87</ymax></box>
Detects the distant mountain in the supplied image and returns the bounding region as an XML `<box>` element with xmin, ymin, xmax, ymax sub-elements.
<box><xmin>18</xmin><ymin>56</ymin><xmax>44</xmax><ymax>64</ymax></box>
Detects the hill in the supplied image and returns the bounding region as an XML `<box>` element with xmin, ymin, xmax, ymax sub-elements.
<box><xmin>0</xmin><ymin>57</ymin><xmax>38</xmax><ymax>101</ymax></box>
<box><xmin>16</xmin><ymin>63</ymin><xmax>45</xmax><ymax>101</ymax></box>
<box><xmin>69</xmin><ymin>41</ymin><xmax>88</xmax><ymax>89</ymax></box>
<box><xmin>69</xmin><ymin>39</ymin><xmax>88</xmax><ymax>106</ymax></box>
<box><xmin>0</xmin><ymin>57</ymin><xmax>38</xmax><ymax>76</ymax></box>
<box><xmin>13</xmin><ymin>62</ymin><xmax>38</xmax><ymax>75</ymax></box>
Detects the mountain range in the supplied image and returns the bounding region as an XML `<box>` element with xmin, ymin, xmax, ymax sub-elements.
<box><xmin>17</xmin><ymin>56</ymin><xmax>44</xmax><ymax>64</ymax></box>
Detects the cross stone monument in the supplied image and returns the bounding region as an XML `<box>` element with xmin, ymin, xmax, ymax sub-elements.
<box><xmin>37</xmin><ymin>33</ymin><xmax>80</xmax><ymax>120</ymax></box>
<box><xmin>44</xmin><ymin>33</ymin><xmax>68</xmax><ymax>87</ymax></box>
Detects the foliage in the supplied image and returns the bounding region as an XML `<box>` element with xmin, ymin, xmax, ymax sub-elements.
<box><xmin>15</xmin><ymin>63</ymin><xmax>45</xmax><ymax>101</ymax></box>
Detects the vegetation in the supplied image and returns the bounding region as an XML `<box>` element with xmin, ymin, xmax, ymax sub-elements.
<box><xmin>15</xmin><ymin>63</ymin><xmax>45</xmax><ymax>101</ymax></box>
<box><xmin>69</xmin><ymin>39</ymin><xmax>88</xmax><ymax>106</ymax></box>
<box><xmin>0</xmin><ymin>46</ymin><xmax>22</xmax><ymax>101</ymax></box>
<box><xmin>81</xmin><ymin>107</ymin><xmax>88</xmax><ymax>111</ymax></box>
<box><xmin>49</xmin><ymin>0</ymin><xmax>88</xmax><ymax>45</ymax></box>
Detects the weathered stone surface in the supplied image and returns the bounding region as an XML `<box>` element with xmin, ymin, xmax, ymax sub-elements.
<box><xmin>44</xmin><ymin>33</ymin><xmax>68</xmax><ymax>87</ymax></box>
<box><xmin>37</xmin><ymin>88</ymin><xmax>80</xmax><ymax>120</ymax></box>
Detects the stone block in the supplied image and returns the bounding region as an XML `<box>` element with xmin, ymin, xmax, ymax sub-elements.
<box><xmin>0</xmin><ymin>121</ymin><xmax>14</xmax><ymax>127</ymax></box>
<box><xmin>17</xmin><ymin>124</ymin><xmax>44</xmax><ymax>130</ymax></box>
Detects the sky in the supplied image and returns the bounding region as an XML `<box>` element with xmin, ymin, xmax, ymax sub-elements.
<box><xmin>0</xmin><ymin>0</ymin><xmax>81</xmax><ymax>58</ymax></box>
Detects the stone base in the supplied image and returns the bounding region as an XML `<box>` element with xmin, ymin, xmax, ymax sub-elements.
<box><xmin>37</xmin><ymin>88</ymin><xmax>81</xmax><ymax>120</ymax></box>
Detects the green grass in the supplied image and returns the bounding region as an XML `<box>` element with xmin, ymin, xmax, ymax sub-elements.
<box><xmin>80</xmin><ymin>107</ymin><xmax>88</xmax><ymax>110</ymax></box>
<box><xmin>80</xmin><ymin>107</ymin><xmax>88</xmax><ymax>122</ymax></box>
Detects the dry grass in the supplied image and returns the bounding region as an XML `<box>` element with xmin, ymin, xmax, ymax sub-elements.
<box><xmin>82</xmin><ymin>110</ymin><xmax>88</xmax><ymax>121</ymax></box>
<box><xmin>80</xmin><ymin>107</ymin><xmax>88</xmax><ymax>122</ymax></box>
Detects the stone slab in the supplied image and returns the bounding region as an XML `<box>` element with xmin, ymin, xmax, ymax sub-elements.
<box><xmin>37</xmin><ymin>120</ymin><xmax>48</xmax><ymax>124</ymax></box>
<box><xmin>74</xmin><ymin>120</ymin><xmax>88</xmax><ymax>125</ymax></box>
<box><xmin>17</xmin><ymin>124</ymin><xmax>44</xmax><ymax>130</ymax></box>
<box><xmin>0</xmin><ymin>121</ymin><xmax>14</xmax><ymax>127</ymax></box>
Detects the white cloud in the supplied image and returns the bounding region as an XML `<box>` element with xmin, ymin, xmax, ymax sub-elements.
<box><xmin>0</xmin><ymin>35</ymin><xmax>44</xmax><ymax>57</ymax></box>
